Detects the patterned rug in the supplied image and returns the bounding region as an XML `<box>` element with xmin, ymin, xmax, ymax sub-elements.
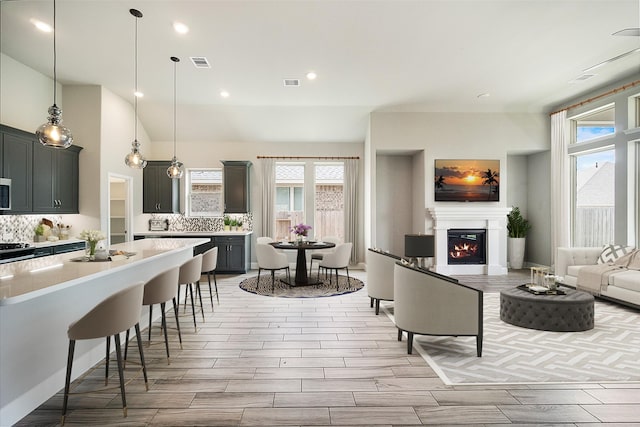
<box><xmin>384</xmin><ymin>293</ymin><xmax>640</xmax><ymax>385</ymax></box>
<box><xmin>239</xmin><ymin>274</ymin><xmax>364</xmax><ymax>298</ymax></box>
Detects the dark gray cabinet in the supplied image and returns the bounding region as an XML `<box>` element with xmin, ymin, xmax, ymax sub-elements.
<box><xmin>143</xmin><ymin>161</ymin><xmax>180</xmax><ymax>213</ymax></box>
<box><xmin>0</xmin><ymin>124</ymin><xmax>81</xmax><ymax>214</ymax></box>
<box><xmin>214</xmin><ymin>234</ymin><xmax>250</xmax><ymax>273</ymax></box>
<box><xmin>33</xmin><ymin>241</ymin><xmax>86</xmax><ymax>258</ymax></box>
<box><xmin>222</xmin><ymin>160</ymin><xmax>251</xmax><ymax>213</ymax></box>
<box><xmin>1</xmin><ymin>126</ymin><xmax>33</xmax><ymax>213</ymax></box>
<box><xmin>32</xmin><ymin>143</ymin><xmax>82</xmax><ymax>213</ymax></box>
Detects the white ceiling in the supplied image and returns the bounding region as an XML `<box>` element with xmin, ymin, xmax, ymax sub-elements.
<box><xmin>1</xmin><ymin>0</ymin><xmax>639</xmax><ymax>144</ymax></box>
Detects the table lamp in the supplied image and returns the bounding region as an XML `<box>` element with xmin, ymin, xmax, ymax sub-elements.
<box><xmin>404</xmin><ymin>234</ymin><xmax>435</xmax><ymax>269</ymax></box>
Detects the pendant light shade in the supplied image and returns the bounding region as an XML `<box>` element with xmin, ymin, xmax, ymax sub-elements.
<box><xmin>167</xmin><ymin>56</ymin><xmax>184</xmax><ymax>179</ymax></box>
<box><xmin>36</xmin><ymin>0</ymin><xmax>73</xmax><ymax>149</ymax></box>
<box><xmin>124</xmin><ymin>8</ymin><xmax>147</xmax><ymax>169</ymax></box>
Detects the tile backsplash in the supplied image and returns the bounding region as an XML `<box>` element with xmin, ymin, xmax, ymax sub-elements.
<box><xmin>0</xmin><ymin>215</ymin><xmax>64</xmax><ymax>242</ymax></box>
<box><xmin>148</xmin><ymin>213</ymin><xmax>253</xmax><ymax>232</ymax></box>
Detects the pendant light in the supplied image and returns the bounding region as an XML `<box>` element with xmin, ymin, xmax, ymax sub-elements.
<box><xmin>35</xmin><ymin>0</ymin><xmax>73</xmax><ymax>149</ymax></box>
<box><xmin>167</xmin><ymin>56</ymin><xmax>184</xmax><ymax>179</ymax></box>
<box><xmin>124</xmin><ymin>8</ymin><xmax>147</xmax><ymax>169</ymax></box>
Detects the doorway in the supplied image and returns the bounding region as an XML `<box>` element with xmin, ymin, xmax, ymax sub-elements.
<box><xmin>108</xmin><ymin>174</ymin><xmax>132</xmax><ymax>245</ymax></box>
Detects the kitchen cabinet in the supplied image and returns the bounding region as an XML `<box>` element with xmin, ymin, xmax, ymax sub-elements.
<box><xmin>221</xmin><ymin>160</ymin><xmax>251</xmax><ymax>213</ymax></box>
<box><xmin>32</xmin><ymin>142</ymin><xmax>82</xmax><ymax>213</ymax></box>
<box><xmin>143</xmin><ymin>161</ymin><xmax>179</xmax><ymax>213</ymax></box>
<box><xmin>0</xmin><ymin>126</ymin><xmax>33</xmax><ymax>213</ymax></box>
<box><xmin>33</xmin><ymin>241</ymin><xmax>86</xmax><ymax>258</ymax></box>
<box><xmin>214</xmin><ymin>234</ymin><xmax>250</xmax><ymax>273</ymax></box>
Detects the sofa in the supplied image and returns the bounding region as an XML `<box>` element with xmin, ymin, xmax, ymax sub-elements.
<box><xmin>556</xmin><ymin>246</ymin><xmax>640</xmax><ymax>308</ymax></box>
<box><xmin>393</xmin><ymin>262</ymin><xmax>483</xmax><ymax>356</ymax></box>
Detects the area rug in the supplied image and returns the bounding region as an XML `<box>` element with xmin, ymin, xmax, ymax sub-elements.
<box><xmin>384</xmin><ymin>293</ymin><xmax>640</xmax><ymax>385</ymax></box>
<box><xmin>239</xmin><ymin>274</ymin><xmax>363</xmax><ymax>298</ymax></box>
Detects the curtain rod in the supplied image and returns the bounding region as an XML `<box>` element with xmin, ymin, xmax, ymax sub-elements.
<box><xmin>257</xmin><ymin>155</ymin><xmax>359</xmax><ymax>160</ymax></box>
<box><xmin>549</xmin><ymin>79</ymin><xmax>640</xmax><ymax>116</ymax></box>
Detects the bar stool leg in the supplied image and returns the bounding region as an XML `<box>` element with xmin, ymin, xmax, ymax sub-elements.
<box><xmin>148</xmin><ymin>304</ymin><xmax>153</xmax><ymax>341</ymax></box>
<box><xmin>134</xmin><ymin>323</ymin><xmax>149</xmax><ymax>390</ymax></box>
<box><xmin>213</xmin><ymin>271</ymin><xmax>219</xmax><ymax>303</ymax></box>
<box><xmin>160</xmin><ymin>302</ymin><xmax>170</xmax><ymax>364</ymax></box>
<box><xmin>172</xmin><ymin>297</ymin><xmax>183</xmax><ymax>349</ymax></box>
<box><xmin>196</xmin><ymin>280</ymin><xmax>205</xmax><ymax>321</ymax></box>
<box><xmin>188</xmin><ymin>282</ymin><xmax>197</xmax><ymax>331</ymax></box>
<box><xmin>207</xmin><ymin>272</ymin><xmax>215</xmax><ymax>309</ymax></box>
<box><xmin>105</xmin><ymin>336</ymin><xmax>111</xmax><ymax>385</ymax></box>
<box><xmin>61</xmin><ymin>340</ymin><xmax>76</xmax><ymax>425</ymax></box>
<box><xmin>113</xmin><ymin>333</ymin><xmax>128</xmax><ymax>417</ymax></box>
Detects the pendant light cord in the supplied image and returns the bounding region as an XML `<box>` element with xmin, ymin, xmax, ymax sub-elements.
<box><xmin>52</xmin><ymin>0</ymin><xmax>57</xmax><ymax>105</ymax></box>
<box><xmin>133</xmin><ymin>14</ymin><xmax>139</xmax><ymax>142</ymax></box>
<box><xmin>173</xmin><ymin>59</ymin><xmax>177</xmax><ymax>157</ymax></box>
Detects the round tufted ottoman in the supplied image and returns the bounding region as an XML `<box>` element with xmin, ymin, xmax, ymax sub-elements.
<box><xmin>500</xmin><ymin>287</ymin><xmax>594</xmax><ymax>332</ymax></box>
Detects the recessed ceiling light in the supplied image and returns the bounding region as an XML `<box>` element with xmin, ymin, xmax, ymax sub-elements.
<box><xmin>306</xmin><ymin>71</ymin><xmax>317</xmax><ymax>80</ymax></box>
<box><xmin>583</xmin><ymin>47</ymin><xmax>640</xmax><ymax>72</ymax></box>
<box><xmin>134</xmin><ymin>91</ymin><xmax>144</xmax><ymax>98</ymax></box>
<box><xmin>220</xmin><ymin>90</ymin><xmax>230</xmax><ymax>98</ymax></box>
<box><xmin>173</xmin><ymin>22</ymin><xmax>189</xmax><ymax>34</ymax></box>
<box><xmin>31</xmin><ymin>18</ymin><xmax>52</xmax><ymax>33</ymax></box>
<box><xmin>569</xmin><ymin>74</ymin><xmax>596</xmax><ymax>83</ymax></box>
<box><xmin>477</xmin><ymin>93</ymin><xmax>490</xmax><ymax>98</ymax></box>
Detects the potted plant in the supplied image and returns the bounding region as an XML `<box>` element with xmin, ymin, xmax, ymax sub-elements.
<box><xmin>506</xmin><ymin>206</ymin><xmax>531</xmax><ymax>269</ymax></box>
<box><xmin>230</xmin><ymin>218</ymin><xmax>238</xmax><ymax>231</ymax></box>
<box><xmin>237</xmin><ymin>219</ymin><xmax>243</xmax><ymax>231</ymax></box>
<box><xmin>34</xmin><ymin>223</ymin><xmax>46</xmax><ymax>242</ymax></box>
<box><xmin>223</xmin><ymin>215</ymin><xmax>231</xmax><ymax>231</ymax></box>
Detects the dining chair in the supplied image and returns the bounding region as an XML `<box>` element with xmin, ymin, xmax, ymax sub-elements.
<box><xmin>256</xmin><ymin>236</ymin><xmax>275</xmax><ymax>245</ymax></box>
<box><xmin>310</xmin><ymin>236</ymin><xmax>341</xmax><ymax>276</ymax></box>
<box><xmin>201</xmin><ymin>247</ymin><xmax>219</xmax><ymax>307</ymax></box>
<box><xmin>318</xmin><ymin>242</ymin><xmax>353</xmax><ymax>289</ymax></box>
<box><xmin>62</xmin><ymin>282</ymin><xmax>148</xmax><ymax>424</ymax></box>
<box><xmin>256</xmin><ymin>243</ymin><xmax>290</xmax><ymax>291</ymax></box>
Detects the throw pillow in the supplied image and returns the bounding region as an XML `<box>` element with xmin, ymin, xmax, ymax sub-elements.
<box><xmin>597</xmin><ymin>244</ymin><xmax>634</xmax><ymax>264</ymax></box>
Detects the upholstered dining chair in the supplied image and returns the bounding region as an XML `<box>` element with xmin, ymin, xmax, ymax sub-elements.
<box><xmin>309</xmin><ymin>236</ymin><xmax>341</xmax><ymax>275</ymax></box>
<box><xmin>201</xmin><ymin>247</ymin><xmax>219</xmax><ymax>307</ymax></box>
<box><xmin>62</xmin><ymin>282</ymin><xmax>148</xmax><ymax>424</ymax></box>
<box><xmin>125</xmin><ymin>267</ymin><xmax>182</xmax><ymax>365</ymax></box>
<box><xmin>318</xmin><ymin>242</ymin><xmax>353</xmax><ymax>288</ymax></box>
<box><xmin>177</xmin><ymin>254</ymin><xmax>204</xmax><ymax>331</ymax></box>
<box><xmin>256</xmin><ymin>236</ymin><xmax>275</xmax><ymax>245</ymax></box>
<box><xmin>256</xmin><ymin>243</ymin><xmax>290</xmax><ymax>291</ymax></box>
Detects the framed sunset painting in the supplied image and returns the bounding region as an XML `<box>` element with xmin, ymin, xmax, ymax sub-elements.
<box><xmin>434</xmin><ymin>159</ymin><xmax>500</xmax><ymax>202</ymax></box>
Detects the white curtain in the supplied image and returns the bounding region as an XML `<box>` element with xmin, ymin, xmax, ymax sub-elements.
<box><xmin>261</xmin><ymin>158</ymin><xmax>276</xmax><ymax>238</ymax></box>
<box><xmin>344</xmin><ymin>159</ymin><xmax>359</xmax><ymax>264</ymax></box>
<box><xmin>550</xmin><ymin>110</ymin><xmax>570</xmax><ymax>266</ymax></box>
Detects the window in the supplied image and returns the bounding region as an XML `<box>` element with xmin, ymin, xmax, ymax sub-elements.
<box><xmin>571</xmin><ymin>148</ymin><xmax>615</xmax><ymax>246</ymax></box>
<box><xmin>571</xmin><ymin>104</ymin><xmax>615</xmax><ymax>143</ymax></box>
<box><xmin>314</xmin><ymin>163</ymin><xmax>344</xmax><ymax>241</ymax></box>
<box><xmin>186</xmin><ymin>168</ymin><xmax>223</xmax><ymax>217</ymax></box>
<box><xmin>275</xmin><ymin>163</ymin><xmax>304</xmax><ymax>241</ymax></box>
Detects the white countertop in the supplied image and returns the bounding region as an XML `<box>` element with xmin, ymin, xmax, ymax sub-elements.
<box><xmin>135</xmin><ymin>230</ymin><xmax>253</xmax><ymax>236</ymax></box>
<box><xmin>0</xmin><ymin>238</ymin><xmax>208</xmax><ymax>305</ymax></box>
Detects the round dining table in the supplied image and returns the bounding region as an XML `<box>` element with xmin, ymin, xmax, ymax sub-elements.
<box><xmin>270</xmin><ymin>241</ymin><xmax>336</xmax><ymax>286</ymax></box>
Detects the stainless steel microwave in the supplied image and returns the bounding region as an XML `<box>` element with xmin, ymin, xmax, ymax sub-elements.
<box><xmin>0</xmin><ymin>178</ymin><xmax>11</xmax><ymax>210</ymax></box>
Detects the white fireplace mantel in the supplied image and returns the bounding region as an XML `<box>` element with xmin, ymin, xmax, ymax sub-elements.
<box><xmin>427</xmin><ymin>207</ymin><xmax>512</xmax><ymax>276</ymax></box>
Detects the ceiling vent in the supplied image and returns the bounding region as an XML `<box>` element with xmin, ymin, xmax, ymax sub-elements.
<box><xmin>570</xmin><ymin>74</ymin><xmax>596</xmax><ymax>83</ymax></box>
<box><xmin>283</xmin><ymin>79</ymin><xmax>300</xmax><ymax>87</ymax></box>
<box><xmin>190</xmin><ymin>57</ymin><xmax>211</xmax><ymax>68</ymax></box>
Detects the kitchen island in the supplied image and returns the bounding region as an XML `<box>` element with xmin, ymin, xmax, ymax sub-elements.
<box><xmin>0</xmin><ymin>238</ymin><xmax>207</xmax><ymax>426</ymax></box>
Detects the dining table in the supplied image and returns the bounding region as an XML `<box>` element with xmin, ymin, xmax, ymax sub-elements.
<box><xmin>270</xmin><ymin>241</ymin><xmax>336</xmax><ymax>285</ymax></box>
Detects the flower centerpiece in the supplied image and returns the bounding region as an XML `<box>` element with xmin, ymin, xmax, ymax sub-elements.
<box><xmin>290</xmin><ymin>223</ymin><xmax>312</xmax><ymax>244</ymax></box>
<box><xmin>78</xmin><ymin>229</ymin><xmax>106</xmax><ymax>260</ymax></box>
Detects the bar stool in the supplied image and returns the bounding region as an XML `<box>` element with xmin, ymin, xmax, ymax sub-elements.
<box><xmin>177</xmin><ymin>254</ymin><xmax>204</xmax><ymax>331</ymax></box>
<box><xmin>201</xmin><ymin>247</ymin><xmax>219</xmax><ymax>308</ymax></box>
<box><xmin>62</xmin><ymin>282</ymin><xmax>148</xmax><ymax>425</ymax></box>
<box><xmin>125</xmin><ymin>267</ymin><xmax>182</xmax><ymax>365</ymax></box>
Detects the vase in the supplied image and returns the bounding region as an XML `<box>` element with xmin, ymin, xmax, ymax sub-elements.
<box><xmin>508</xmin><ymin>237</ymin><xmax>526</xmax><ymax>269</ymax></box>
<box><xmin>85</xmin><ymin>240</ymin><xmax>97</xmax><ymax>261</ymax></box>
<box><xmin>296</xmin><ymin>235</ymin><xmax>304</xmax><ymax>245</ymax></box>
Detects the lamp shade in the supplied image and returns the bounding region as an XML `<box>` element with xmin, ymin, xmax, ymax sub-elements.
<box><xmin>404</xmin><ymin>234</ymin><xmax>435</xmax><ymax>258</ymax></box>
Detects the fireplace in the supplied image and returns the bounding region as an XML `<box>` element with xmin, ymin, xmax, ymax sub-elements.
<box><xmin>427</xmin><ymin>207</ymin><xmax>511</xmax><ymax>275</ymax></box>
<box><xmin>448</xmin><ymin>229</ymin><xmax>486</xmax><ymax>265</ymax></box>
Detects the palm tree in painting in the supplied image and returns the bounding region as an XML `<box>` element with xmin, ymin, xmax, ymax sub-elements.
<box><xmin>435</xmin><ymin>175</ymin><xmax>445</xmax><ymax>191</ymax></box>
<box><xmin>482</xmin><ymin>169</ymin><xmax>499</xmax><ymax>199</ymax></box>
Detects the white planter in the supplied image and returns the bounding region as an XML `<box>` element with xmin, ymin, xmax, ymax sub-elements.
<box><xmin>508</xmin><ymin>237</ymin><xmax>526</xmax><ymax>269</ymax></box>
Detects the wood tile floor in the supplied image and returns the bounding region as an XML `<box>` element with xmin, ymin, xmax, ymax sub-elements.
<box><xmin>16</xmin><ymin>270</ymin><xmax>640</xmax><ymax>426</ymax></box>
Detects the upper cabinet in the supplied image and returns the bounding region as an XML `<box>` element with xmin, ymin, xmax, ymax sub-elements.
<box><xmin>1</xmin><ymin>124</ymin><xmax>82</xmax><ymax>215</ymax></box>
<box><xmin>143</xmin><ymin>161</ymin><xmax>180</xmax><ymax>213</ymax></box>
<box><xmin>1</xmin><ymin>126</ymin><xmax>33</xmax><ymax>213</ymax></box>
<box><xmin>222</xmin><ymin>160</ymin><xmax>252</xmax><ymax>213</ymax></box>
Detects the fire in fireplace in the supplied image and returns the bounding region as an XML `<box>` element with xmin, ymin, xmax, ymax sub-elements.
<box><xmin>447</xmin><ymin>229</ymin><xmax>486</xmax><ymax>265</ymax></box>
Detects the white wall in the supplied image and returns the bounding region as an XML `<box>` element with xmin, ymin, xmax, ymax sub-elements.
<box><xmin>0</xmin><ymin>53</ymin><xmax>62</xmax><ymax>132</ymax></box>
<box><xmin>527</xmin><ymin>150</ymin><xmax>551</xmax><ymax>266</ymax></box>
<box><xmin>368</xmin><ymin>111</ymin><xmax>549</xmax><ymax>259</ymax></box>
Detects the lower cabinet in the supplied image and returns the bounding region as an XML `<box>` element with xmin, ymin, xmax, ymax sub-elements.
<box><xmin>214</xmin><ymin>235</ymin><xmax>250</xmax><ymax>273</ymax></box>
<box><xmin>33</xmin><ymin>241</ymin><xmax>86</xmax><ymax>258</ymax></box>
